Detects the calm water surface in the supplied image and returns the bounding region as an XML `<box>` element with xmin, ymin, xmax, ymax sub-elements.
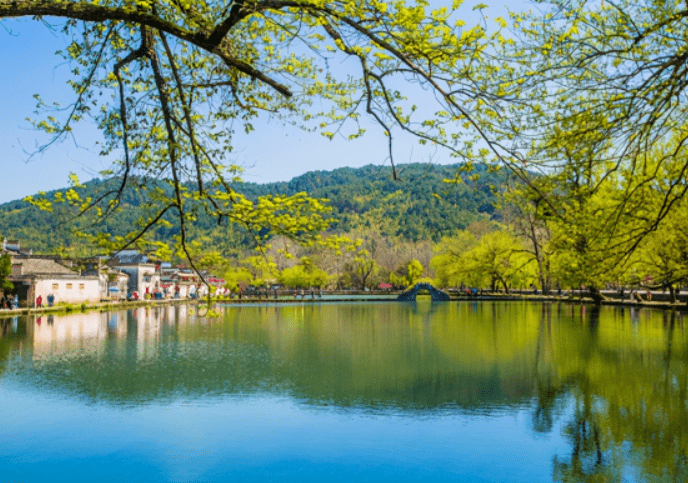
<box><xmin>0</xmin><ymin>301</ymin><xmax>686</xmax><ymax>482</ymax></box>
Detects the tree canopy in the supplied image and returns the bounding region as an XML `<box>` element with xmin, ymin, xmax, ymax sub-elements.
<box><xmin>486</xmin><ymin>0</ymin><xmax>688</xmax><ymax>279</ymax></box>
<box><xmin>5</xmin><ymin>0</ymin><xmax>504</xmax><ymax>265</ymax></box>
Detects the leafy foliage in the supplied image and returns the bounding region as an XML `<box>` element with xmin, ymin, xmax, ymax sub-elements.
<box><xmin>0</xmin><ymin>254</ymin><xmax>13</xmax><ymax>292</ymax></box>
<box><xmin>481</xmin><ymin>0</ymin><xmax>688</xmax><ymax>276</ymax></box>
<box><xmin>390</xmin><ymin>259</ymin><xmax>424</xmax><ymax>288</ymax></box>
<box><xmin>431</xmin><ymin>229</ymin><xmax>535</xmax><ymax>291</ymax></box>
<box><xmin>279</xmin><ymin>257</ymin><xmax>329</xmax><ymax>288</ymax></box>
<box><xmin>3</xmin><ymin>0</ymin><xmax>505</xmax><ymax>263</ymax></box>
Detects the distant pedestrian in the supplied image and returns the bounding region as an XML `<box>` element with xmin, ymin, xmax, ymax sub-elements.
<box><xmin>36</xmin><ymin>295</ymin><xmax>43</xmax><ymax>308</ymax></box>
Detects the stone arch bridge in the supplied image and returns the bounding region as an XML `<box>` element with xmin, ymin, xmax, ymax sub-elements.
<box><xmin>397</xmin><ymin>283</ymin><xmax>451</xmax><ymax>301</ymax></box>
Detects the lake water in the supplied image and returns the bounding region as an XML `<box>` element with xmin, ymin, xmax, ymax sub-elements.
<box><xmin>0</xmin><ymin>301</ymin><xmax>686</xmax><ymax>482</ymax></box>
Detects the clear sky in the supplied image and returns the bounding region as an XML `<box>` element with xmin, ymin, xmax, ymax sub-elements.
<box><xmin>0</xmin><ymin>1</ymin><xmax>522</xmax><ymax>204</ymax></box>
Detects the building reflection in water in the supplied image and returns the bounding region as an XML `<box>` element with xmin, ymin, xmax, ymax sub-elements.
<box><xmin>19</xmin><ymin>304</ymin><xmax>231</xmax><ymax>364</ymax></box>
<box><xmin>28</xmin><ymin>312</ymin><xmax>113</xmax><ymax>360</ymax></box>
<box><xmin>23</xmin><ymin>306</ymin><xmax>172</xmax><ymax>360</ymax></box>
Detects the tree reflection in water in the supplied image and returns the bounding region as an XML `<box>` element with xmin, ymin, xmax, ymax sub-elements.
<box><xmin>530</xmin><ymin>305</ymin><xmax>688</xmax><ymax>482</ymax></box>
<box><xmin>1</xmin><ymin>302</ymin><xmax>687</xmax><ymax>481</ymax></box>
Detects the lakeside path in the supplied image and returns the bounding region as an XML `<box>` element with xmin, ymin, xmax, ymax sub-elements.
<box><xmin>1</xmin><ymin>291</ymin><xmax>688</xmax><ymax>317</ymax></box>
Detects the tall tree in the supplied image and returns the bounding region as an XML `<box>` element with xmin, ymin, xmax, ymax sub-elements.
<box><xmin>432</xmin><ymin>229</ymin><xmax>535</xmax><ymax>291</ymax></box>
<box><xmin>501</xmin><ymin>181</ymin><xmax>554</xmax><ymax>293</ymax></box>
<box><xmin>488</xmin><ymin>0</ymin><xmax>688</xmax><ymax>274</ymax></box>
<box><xmin>430</xmin><ymin>230</ymin><xmax>477</xmax><ymax>287</ymax></box>
<box><xmin>279</xmin><ymin>256</ymin><xmax>328</xmax><ymax>288</ymax></box>
<box><xmin>637</xmin><ymin>198</ymin><xmax>688</xmax><ymax>303</ymax></box>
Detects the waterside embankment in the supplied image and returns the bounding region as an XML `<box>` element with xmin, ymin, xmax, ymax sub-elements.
<box><xmin>1</xmin><ymin>289</ymin><xmax>687</xmax><ymax>317</ymax></box>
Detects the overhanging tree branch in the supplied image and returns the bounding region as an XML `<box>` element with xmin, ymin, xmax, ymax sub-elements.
<box><xmin>2</xmin><ymin>0</ymin><xmax>293</xmax><ymax>97</ymax></box>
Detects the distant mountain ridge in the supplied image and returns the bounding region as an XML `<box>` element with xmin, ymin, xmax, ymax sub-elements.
<box><xmin>0</xmin><ymin>163</ymin><xmax>503</xmax><ymax>254</ymax></box>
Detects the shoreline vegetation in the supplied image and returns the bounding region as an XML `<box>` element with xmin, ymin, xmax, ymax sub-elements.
<box><xmin>1</xmin><ymin>289</ymin><xmax>686</xmax><ymax>318</ymax></box>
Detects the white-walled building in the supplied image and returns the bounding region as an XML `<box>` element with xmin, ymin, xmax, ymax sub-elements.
<box><xmin>82</xmin><ymin>259</ymin><xmax>130</xmax><ymax>301</ymax></box>
<box><xmin>110</xmin><ymin>263</ymin><xmax>160</xmax><ymax>297</ymax></box>
<box><xmin>109</xmin><ymin>251</ymin><xmax>161</xmax><ymax>297</ymax></box>
<box><xmin>10</xmin><ymin>256</ymin><xmax>100</xmax><ymax>307</ymax></box>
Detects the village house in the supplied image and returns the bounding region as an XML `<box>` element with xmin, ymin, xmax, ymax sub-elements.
<box><xmin>160</xmin><ymin>265</ymin><xmax>201</xmax><ymax>298</ymax></box>
<box><xmin>160</xmin><ymin>264</ymin><xmax>226</xmax><ymax>298</ymax></box>
<box><xmin>109</xmin><ymin>250</ymin><xmax>161</xmax><ymax>298</ymax></box>
<box><xmin>2</xmin><ymin>238</ymin><xmax>32</xmax><ymax>257</ymax></box>
<box><xmin>9</xmin><ymin>255</ymin><xmax>100</xmax><ymax>307</ymax></box>
<box><xmin>2</xmin><ymin>241</ymin><xmax>226</xmax><ymax>304</ymax></box>
<box><xmin>81</xmin><ymin>258</ymin><xmax>130</xmax><ymax>301</ymax></box>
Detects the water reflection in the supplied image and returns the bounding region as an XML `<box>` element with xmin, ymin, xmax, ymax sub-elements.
<box><xmin>1</xmin><ymin>302</ymin><xmax>687</xmax><ymax>481</ymax></box>
<box><xmin>2</xmin><ymin>302</ymin><xmax>542</xmax><ymax>408</ymax></box>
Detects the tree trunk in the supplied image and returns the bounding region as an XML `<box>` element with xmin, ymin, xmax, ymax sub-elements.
<box><xmin>530</xmin><ymin>223</ymin><xmax>549</xmax><ymax>295</ymax></box>
<box><xmin>538</xmin><ymin>273</ymin><xmax>547</xmax><ymax>295</ymax></box>
<box><xmin>669</xmin><ymin>285</ymin><xmax>677</xmax><ymax>304</ymax></box>
<box><xmin>543</xmin><ymin>260</ymin><xmax>552</xmax><ymax>294</ymax></box>
<box><xmin>588</xmin><ymin>286</ymin><xmax>605</xmax><ymax>305</ymax></box>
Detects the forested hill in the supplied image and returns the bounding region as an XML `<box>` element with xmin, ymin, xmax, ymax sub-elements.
<box><xmin>0</xmin><ymin>163</ymin><xmax>503</xmax><ymax>254</ymax></box>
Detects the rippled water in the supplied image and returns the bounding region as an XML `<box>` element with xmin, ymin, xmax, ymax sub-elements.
<box><xmin>0</xmin><ymin>301</ymin><xmax>686</xmax><ymax>482</ymax></box>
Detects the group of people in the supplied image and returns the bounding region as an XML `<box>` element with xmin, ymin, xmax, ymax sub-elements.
<box><xmin>1</xmin><ymin>293</ymin><xmax>19</xmax><ymax>309</ymax></box>
<box><xmin>34</xmin><ymin>294</ymin><xmax>56</xmax><ymax>308</ymax></box>
<box><xmin>293</xmin><ymin>289</ymin><xmax>323</xmax><ymax>299</ymax></box>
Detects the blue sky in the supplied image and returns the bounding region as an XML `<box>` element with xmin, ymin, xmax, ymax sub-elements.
<box><xmin>0</xmin><ymin>1</ymin><xmax>523</xmax><ymax>204</ymax></box>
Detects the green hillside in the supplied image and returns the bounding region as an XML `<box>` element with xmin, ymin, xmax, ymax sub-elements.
<box><xmin>0</xmin><ymin>163</ymin><xmax>502</xmax><ymax>255</ymax></box>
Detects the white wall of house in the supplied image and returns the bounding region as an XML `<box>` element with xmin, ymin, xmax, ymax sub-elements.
<box><xmin>114</xmin><ymin>266</ymin><xmax>137</xmax><ymax>291</ymax></box>
<box><xmin>115</xmin><ymin>264</ymin><xmax>160</xmax><ymax>296</ymax></box>
<box><xmin>111</xmin><ymin>273</ymin><xmax>129</xmax><ymax>300</ymax></box>
<box><xmin>138</xmin><ymin>266</ymin><xmax>161</xmax><ymax>296</ymax></box>
<box><xmin>162</xmin><ymin>283</ymin><xmax>192</xmax><ymax>299</ymax></box>
<box><xmin>34</xmin><ymin>277</ymin><xmax>100</xmax><ymax>305</ymax></box>
<box><xmin>98</xmin><ymin>272</ymin><xmax>129</xmax><ymax>300</ymax></box>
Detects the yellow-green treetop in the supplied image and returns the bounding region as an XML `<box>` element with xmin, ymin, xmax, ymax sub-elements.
<box><xmin>497</xmin><ymin>0</ymin><xmax>688</xmax><ymax>239</ymax></box>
